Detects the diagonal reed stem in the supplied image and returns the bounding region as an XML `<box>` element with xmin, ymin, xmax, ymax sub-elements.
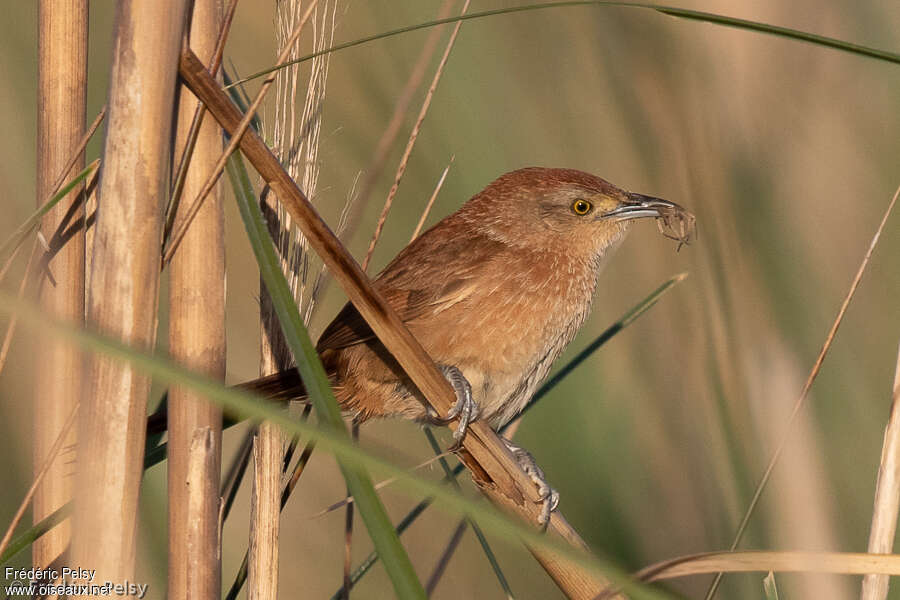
<box><xmin>705</xmin><ymin>184</ymin><xmax>900</xmax><ymax>600</ymax></box>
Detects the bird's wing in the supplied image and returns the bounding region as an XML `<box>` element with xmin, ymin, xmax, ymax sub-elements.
<box><xmin>316</xmin><ymin>224</ymin><xmax>497</xmax><ymax>352</ymax></box>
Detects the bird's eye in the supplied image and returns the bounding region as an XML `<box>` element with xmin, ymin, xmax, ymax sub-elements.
<box><xmin>571</xmin><ymin>199</ymin><xmax>592</xmax><ymax>215</ymax></box>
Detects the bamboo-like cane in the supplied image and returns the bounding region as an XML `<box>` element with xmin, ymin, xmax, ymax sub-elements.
<box><xmin>33</xmin><ymin>2</ymin><xmax>87</xmax><ymax>588</ymax></box>
<box><xmin>179</xmin><ymin>48</ymin><xmax>618</xmax><ymax>600</ymax></box>
<box><xmin>167</xmin><ymin>1</ymin><xmax>225</xmax><ymax>599</ymax></box>
<box><xmin>72</xmin><ymin>0</ymin><xmax>189</xmax><ymax>590</ymax></box>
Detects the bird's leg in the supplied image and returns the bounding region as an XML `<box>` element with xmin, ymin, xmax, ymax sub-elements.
<box><xmin>424</xmin><ymin>364</ymin><xmax>480</xmax><ymax>443</ymax></box>
<box><xmin>502</xmin><ymin>438</ymin><xmax>560</xmax><ymax>527</ymax></box>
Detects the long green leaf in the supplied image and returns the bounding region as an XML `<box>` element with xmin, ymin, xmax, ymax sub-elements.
<box><xmin>0</xmin><ymin>288</ymin><xmax>676</xmax><ymax>600</ymax></box>
<box><xmin>0</xmin><ymin>504</ymin><xmax>71</xmax><ymax>566</ymax></box>
<box><xmin>227</xmin><ymin>1</ymin><xmax>899</xmax><ymax>88</ymax></box>
<box><xmin>224</xmin><ymin>153</ymin><xmax>426</xmax><ymax>599</ymax></box>
<box><xmin>0</xmin><ymin>160</ymin><xmax>98</xmax><ymax>260</ymax></box>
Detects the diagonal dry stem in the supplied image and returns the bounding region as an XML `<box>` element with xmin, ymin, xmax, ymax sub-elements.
<box><xmin>162</xmin><ymin>0</ymin><xmax>320</xmax><ymax>267</ymax></box>
<box><xmin>410</xmin><ymin>158</ymin><xmax>453</xmax><ymax>242</ymax></box>
<box><xmin>361</xmin><ymin>0</ymin><xmax>471</xmax><ymax>271</ymax></box>
<box><xmin>0</xmin><ymin>402</ymin><xmax>79</xmax><ymax>559</ymax></box>
<box><xmin>706</xmin><ymin>183</ymin><xmax>900</xmax><ymax>600</ymax></box>
<box><xmin>346</xmin><ymin>0</ymin><xmax>456</xmax><ymax>245</ymax></box>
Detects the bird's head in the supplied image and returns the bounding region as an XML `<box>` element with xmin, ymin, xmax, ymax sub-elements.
<box><xmin>461</xmin><ymin>167</ymin><xmax>693</xmax><ymax>263</ymax></box>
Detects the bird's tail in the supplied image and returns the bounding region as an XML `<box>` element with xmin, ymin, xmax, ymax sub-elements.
<box><xmin>236</xmin><ymin>368</ymin><xmax>307</xmax><ymax>402</ymax></box>
<box><xmin>146</xmin><ymin>368</ymin><xmax>309</xmax><ymax>436</ymax></box>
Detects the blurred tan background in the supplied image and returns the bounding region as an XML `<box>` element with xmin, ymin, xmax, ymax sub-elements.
<box><xmin>1</xmin><ymin>1</ymin><xmax>899</xmax><ymax>598</ymax></box>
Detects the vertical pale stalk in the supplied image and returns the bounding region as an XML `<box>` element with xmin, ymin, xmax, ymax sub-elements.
<box><xmin>34</xmin><ymin>0</ymin><xmax>87</xmax><ymax>579</ymax></box>
<box><xmin>861</xmin><ymin>343</ymin><xmax>900</xmax><ymax>600</ymax></box>
<box><xmin>248</xmin><ymin>420</ymin><xmax>282</xmax><ymax>600</ymax></box>
<box><xmin>73</xmin><ymin>0</ymin><xmax>188</xmax><ymax>589</ymax></box>
<box><xmin>167</xmin><ymin>1</ymin><xmax>225</xmax><ymax>599</ymax></box>
<box><xmin>248</xmin><ymin>3</ymin><xmax>328</xmax><ymax>596</ymax></box>
<box><xmin>251</xmin><ymin>197</ymin><xmax>290</xmax><ymax>600</ymax></box>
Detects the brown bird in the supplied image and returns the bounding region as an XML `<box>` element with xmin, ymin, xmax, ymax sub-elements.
<box><xmin>246</xmin><ymin>167</ymin><xmax>693</xmax><ymax>523</ymax></box>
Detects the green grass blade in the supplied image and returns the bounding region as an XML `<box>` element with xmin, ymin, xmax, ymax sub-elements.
<box><xmin>654</xmin><ymin>6</ymin><xmax>899</xmax><ymax>64</ymax></box>
<box><xmin>0</xmin><ymin>160</ymin><xmax>98</xmax><ymax>260</ymax></box>
<box><xmin>0</xmin><ymin>288</ymin><xmax>679</xmax><ymax>600</ymax></box>
<box><xmin>227</xmin><ymin>1</ymin><xmax>899</xmax><ymax>88</ymax></box>
<box><xmin>0</xmin><ymin>503</ymin><xmax>71</xmax><ymax>566</ymax></box>
<box><xmin>224</xmin><ymin>152</ymin><xmax>426</xmax><ymax>599</ymax></box>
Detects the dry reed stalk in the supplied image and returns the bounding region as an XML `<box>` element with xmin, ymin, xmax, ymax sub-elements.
<box><xmin>179</xmin><ymin>49</ymin><xmax>619</xmax><ymax>600</ymax></box>
<box><xmin>248</xmin><ymin>423</ymin><xmax>281</xmax><ymax>600</ymax></box>
<box><xmin>72</xmin><ymin>0</ymin><xmax>188</xmax><ymax>590</ymax></box>
<box><xmin>33</xmin><ymin>2</ymin><xmax>87</xmax><ymax>585</ymax></box>
<box><xmin>361</xmin><ymin>0</ymin><xmax>470</xmax><ymax>271</ymax></box>
<box><xmin>861</xmin><ymin>343</ymin><xmax>900</xmax><ymax>600</ymax></box>
<box><xmin>167</xmin><ymin>1</ymin><xmax>225</xmax><ymax>598</ymax></box>
<box><xmin>251</xmin><ymin>4</ymin><xmax>328</xmax><ymax>597</ymax></box>
<box><xmin>634</xmin><ymin>550</ymin><xmax>900</xmax><ymax>584</ymax></box>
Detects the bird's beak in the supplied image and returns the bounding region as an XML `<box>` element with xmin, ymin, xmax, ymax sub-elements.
<box><xmin>601</xmin><ymin>192</ymin><xmax>681</xmax><ymax>222</ymax></box>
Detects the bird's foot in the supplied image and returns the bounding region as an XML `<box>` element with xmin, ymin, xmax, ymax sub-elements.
<box><xmin>502</xmin><ymin>438</ymin><xmax>559</xmax><ymax>527</ymax></box>
<box><xmin>425</xmin><ymin>365</ymin><xmax>480</xmax><ymax>444</ymax></box>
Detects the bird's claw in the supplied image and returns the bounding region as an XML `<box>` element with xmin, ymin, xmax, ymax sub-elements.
<box><xmin>425</xmin><ymin>365</ymin><xmax>479</xmax><ymax>443</ymax></box>
<box><xmin>503</xmin><ymin>438</ymin><xmax>559</xmax><ymax>527</ymax></box>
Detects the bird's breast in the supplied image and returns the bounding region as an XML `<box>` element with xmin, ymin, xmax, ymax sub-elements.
<box><xmin>410</xmin><ymin>251</ymin><xmax>598</xmax><ymax>427</ymax></box>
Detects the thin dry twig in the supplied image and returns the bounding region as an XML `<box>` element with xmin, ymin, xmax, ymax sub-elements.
<box><xmin>410</xmin><ymin>158</ymin><xmax>453</xmax><ymax>242</ymax></box>
<box><xmin>0</xmin><ymin>241</ymin><xmax>26</xmax><ymax>284</ymax></box>
<box><xmin>361</xmin><ymin>0</ymin><xmax>471</xmax><ymax>271</ymax></box>
<box><xmin>162</xmin><ymin>0</ymin><xmax>321</xmax><ymax>266</ymax></box>
<box><xmin>706</xmin><ymin>183</ymin><xmax>900</xmax><ymax>600</ymax></box>
<box><xmin>281</xmin><ymin>438</ymin><xmax>316</xmax><ymax>504</ymax></box>
<box><xmin>0</xmin><ymin>402</ymin><xmax>79</xmax><ymax>559</ymax></box>
<box><xmin>42</xmin><ymin>106</ymin><xmax>106</xmax><ymax>216</ymax></box>
<box><xmin>861</xmin><ymin>342</ymin><xmax>900</xmax><ymax>600</ymax></box>
<box><xmin>347</xmin><ymin>0</ymin><xmax>456</xmax><ymax>243</ymax></box>
<box><xmin>1</xmin><ymin>108</ymin><xmax>104</xmax><ymax>269</ymax></box>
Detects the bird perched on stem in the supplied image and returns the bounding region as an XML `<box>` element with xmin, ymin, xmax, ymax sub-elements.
<box><xmin>250</xmin><ymin>166</ymin><xmax>694</xmax><ymax>523</ymax></box>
